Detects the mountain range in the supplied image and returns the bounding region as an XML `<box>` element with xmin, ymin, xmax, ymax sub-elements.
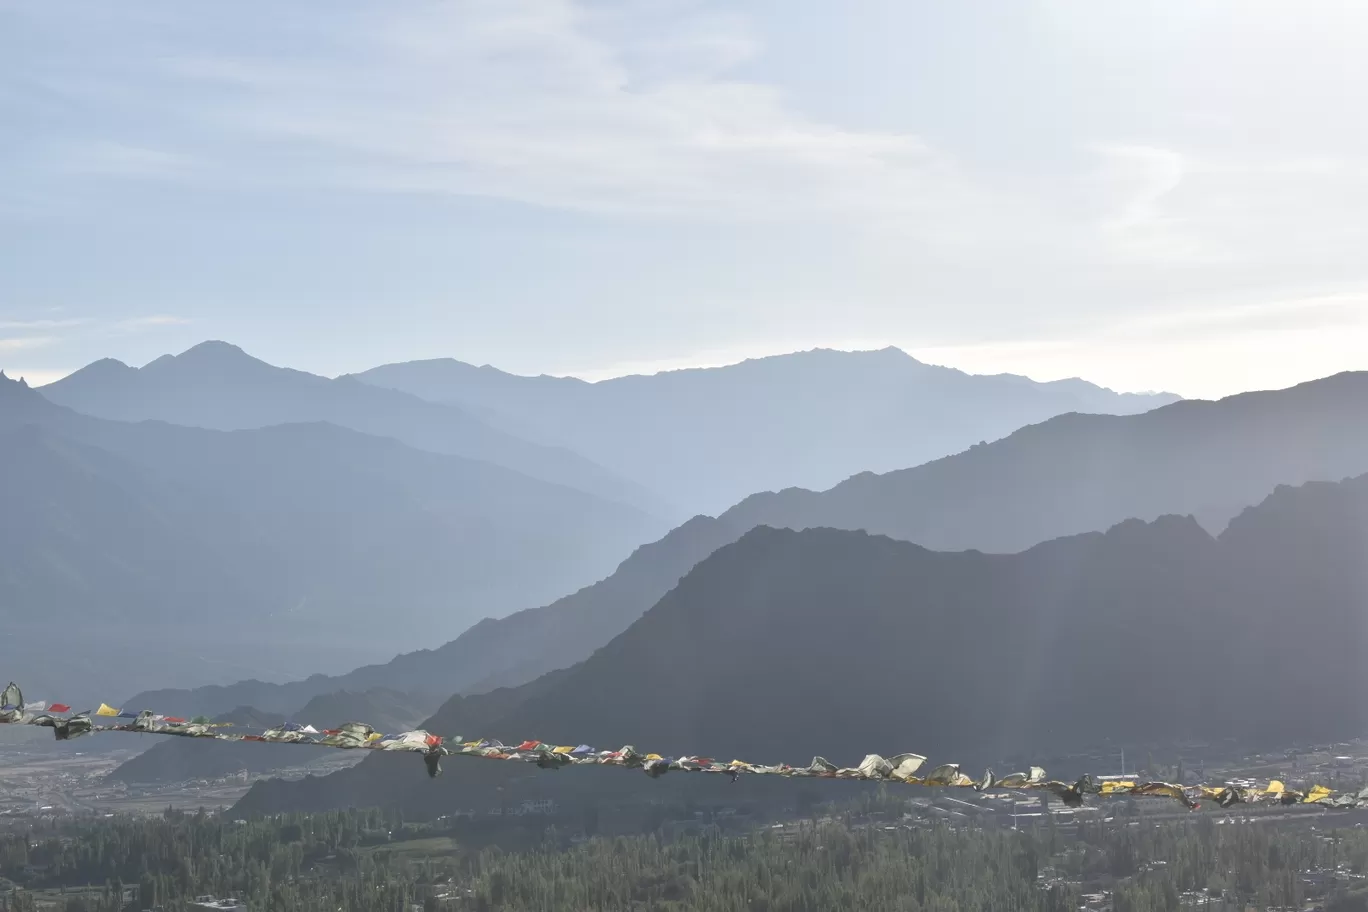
<box><xmin>235</xmin><ymin>470</ymin><xmax>1368</xmax><ymax>818</ymax></box>
<box><xmin>0</xmin><ymin>373</ymin><xmax>664</xmax><ymax>700</ymax></box>
<box><xmin>40</xmin><ymin>341</ymin><xmax>665</xmax><ymax>516</ymax></box>
<box><xmin>132</xmin><ymin>369</ymin><xmax>1368</xmax><ymax>722</ymax></box>
<box><xmin>1</xmin><ymin>340</ymin><xmax>1178</xmax><ymax>706</ymax></box>
<box><xmin>352</xmin><ymin>346</ymin><xmax>1178</xmax><ymax>514</ymax></box>
<box><xmin>717</xmin><ymin>369</ymin><xmax>1368</xmax><ymax>551</ymax></box>
<box><xmin>40</xmin><ymin>343</ymin><xmax>1180</xmax><ymax>521</ymax></box>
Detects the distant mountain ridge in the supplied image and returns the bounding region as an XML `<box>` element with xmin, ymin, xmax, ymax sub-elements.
<box><xmin>142</xmin><ymin>369</ymin><xmax>1368</xmax><ymax>725</ymax></box>
<box><xmin>351</xmin><ymin>346</ymin><xmax>1179</xmax><ymax>513</ymax></box>
<box><xmin>0</xmin><ymin>373</ymin><xmax>665</xmax><ymax>700</ymax></box>
<box><xmin>41</xmin><ymin>341</ymin><xmax>665</xmax><ymax>516</ymax></box>
<box><xmin>719</xmin><ymin>370</ymin><xmax>1368</xmax><ymax>552</ymax></box>
<box><xmin>236</xmin><ymin>471</ymin><xmax>1368</xmax><ymax>817</ymax></box>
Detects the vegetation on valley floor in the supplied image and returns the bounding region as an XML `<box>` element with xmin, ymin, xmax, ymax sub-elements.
<box><xmin>5</xmin><ymin>794</ymin><xmax>1368</xmax><ymax>911</ymax></box>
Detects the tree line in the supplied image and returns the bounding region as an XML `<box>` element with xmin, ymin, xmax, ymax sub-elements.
<box><xmin>3</xmin><ymin>797</ymin><xmax>1368</xmax><ymax>912</ymax></box>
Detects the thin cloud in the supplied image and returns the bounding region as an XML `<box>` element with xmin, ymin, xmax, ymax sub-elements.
<box><xmin>912</xmin><ymin>289</ymin><xmax>1368</xmax><ymax>399</ymax></box>
<box><xmin>148</xmin><ymin>1</ymin><xmax>993</xmax><ymax>245</ymax></box>
<box><xmin>1111</xmin><ymin>292</ymin><xmax>1368</xmax><ymax>343</ymax></box>
<box><xmin>15</xmin><ymin>0</ymin><xmax>1368</xmax><ymax>274</ymax></box>
<box><xmin>117</xmin><ymin>315</ymin><xmax>191</xmax><ymax>329</ymax></box>
<box><xmin>0</xmin><ymin>336</ymin><xmax>58</xmax><ymax>352</ymax></box>
<box><xmin>50</xmin><ymin>141</ymin><xmax>193</xmax><ymax>180</ymax></box>
<box><xmin>0</xmin><ymin>315</ymin><xmax>188</xmax><ymax>352</ymax></box>
<box><xmin>0</xmin><ymin>318</ymin><xmax>88</xmax><ymax>331</ymax></box>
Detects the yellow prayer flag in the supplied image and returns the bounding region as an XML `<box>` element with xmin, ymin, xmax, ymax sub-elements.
<box><xmin>96</xmin><ymin>703</ymin><xmax>120</xmax><ymax>717</ymax></box>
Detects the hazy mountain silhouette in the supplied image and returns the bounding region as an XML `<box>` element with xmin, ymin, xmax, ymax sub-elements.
<box><xmin>106</xmin><ymin>689</ymin><xmax>438</xmax><ymax>785</ymax></box>
<box><xmin>352</xmin><ymin>347</ymin><xmax>1179</xmax><ymax>513</ymax></box>
<box><xmin>145</xmin><ymin>369</ymin><xmax>1368</xmax><ymax>728</ymax></box>
<box><xmin>236</xmin><ymin>472</ymin><xmax>1368</xmax><ymax>817</ymax></box>
<box><xmin>718</xmin><ymin>371</ymin><xmax>1368</xmax><ymax>552</ymax></box>
<box><xmin>41</xmin><ymin>342</ymin><xmax>664</xmax><ymax>516</ymax></box>
<box><xmin>122</xmin><ymin>515</ymin><xmax>747</xmax><ymax>718</ymax></box>
<box><xmin>0</xmin><ymin>374</ymin><xmax>665</xmax><ymax>700</ymax></box>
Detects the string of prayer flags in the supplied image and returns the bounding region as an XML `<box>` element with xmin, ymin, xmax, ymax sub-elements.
<box><xmin>0</xmin><ymin>680</ymin><xmax>1357</xmax><ymax>812</ymax></box>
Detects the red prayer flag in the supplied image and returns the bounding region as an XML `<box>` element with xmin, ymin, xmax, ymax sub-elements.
<box><xmin>165</xmin><ymin>716</ymin><xmax>186</xmax><ymax>724</ymax></box>
<box><xmin>49</xmin><ymin>703</ymin><xmax>71</xmax><ymax>714</ymax></box>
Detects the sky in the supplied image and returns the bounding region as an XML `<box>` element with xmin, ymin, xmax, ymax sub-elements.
<box><xmin>3</xmin><ymin>0</ymin><xmax>1368</xmax><ymax>399</ymax></box>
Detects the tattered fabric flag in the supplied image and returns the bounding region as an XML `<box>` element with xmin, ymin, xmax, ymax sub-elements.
<box><xmin>1043</xmin><ymin>775</ymin><xmax>1098</xmax><ymax>808</ymax></box>
<box><xmin>1130</xmin><ymin>782</ymin><xmax>1199</xmax><ymax>810</ymax></box>
<box><xmin>805</xmin><ymin>757</ymin><xmax>838</xmax><ymax>776</ymax></box>
<box><xmin>424</xmin><ymin>746</ymin><xmax>447</xmax><ymax>778</ymax></box>
<box><xmin>1208</xmin><ymin>786</ymin><xmax>1251</xmax><ymax>808</ymax></box>
<box><xmin>991</xmin><ymin>767</ymin><xmax>1047</xmax><ymax>789</ymax></box>
<box><xmin>0</xmin><ymin>683</ymin><xmax>24</xmax><ymax>725</ymax></box>
<box><xmin>31</xmin><ymin>712</ymin><xmax>93</xmax><ymax>741</ymax></box>
<box><xmin>889</xmin><ymin>754</ymin><xmax>929</xmax><ymax>781</ymax></box>
<box><xmin>96</xmin><ymin>704</ymin><xmax>120</xmax><ymax>717</ymax></box>
<box><xmin>922</xmin><ymin>764</ymin><xmax>975</xmax><ymax>787</ymax></box>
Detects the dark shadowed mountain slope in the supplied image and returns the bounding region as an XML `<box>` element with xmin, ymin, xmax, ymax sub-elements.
<box><xmin>123</xmin><ymin>515</ymin><xmax>747</xmax><ymax>718</ymax></box>
<box><xmin>40</xmin><ymin>342</ymin><xmax>664</xmax><ymax>516</ymax></box>
<box><xmin>0</xmin><ymin>375</ymin><xmax>664</xmax><ymax>700</ymax></box>
<box><xmin>235</xmin><ymin>472</ymin><xmax>1368</xmax><ymax>817</ymax></box>
<box><xmin>352</xmin><ymin>347</ymin><xmax>1178</xmax><ymax>514</ymax></box>
<box><xmin>720</xmin><ymin>370</ymin><xmax>1368</xmax><ymax>553</ymax></box>
<box><xmin>106</xmin><ymin>690</ymin><xmax>439</xmax><ymax>785</ymax></box>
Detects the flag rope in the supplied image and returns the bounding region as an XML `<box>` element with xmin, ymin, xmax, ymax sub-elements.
<box><xmin>0</xmin><ymin>681</ymin><xmax>1349</xmax><ymax>811</ymax></box>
